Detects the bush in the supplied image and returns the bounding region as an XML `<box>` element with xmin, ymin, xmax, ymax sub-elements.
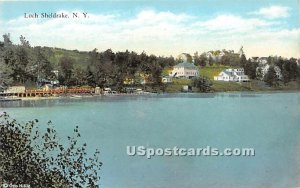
<box><xmin>191</xmin><ymin>77</ymin><xmax>213</xmax><ymax>92</ymax></box>
<box><xmin>0</xmin><ymin>112</ymin><xmax>102</xmax><ymax>187</ymax></box>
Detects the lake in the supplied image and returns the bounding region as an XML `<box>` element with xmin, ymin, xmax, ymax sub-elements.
<box><xmin>1</xmin><ymin>92</ymin><xmax>300</xmax><ymax>188</ymax></box>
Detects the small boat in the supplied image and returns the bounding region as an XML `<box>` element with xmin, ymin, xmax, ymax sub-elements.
<box><xmin>70</xmin><ymin>95</ymin><xmax>83</xmax><ymax>99</ymax></box>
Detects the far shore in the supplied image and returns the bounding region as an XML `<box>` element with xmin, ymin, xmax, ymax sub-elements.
<box><xmin>0</xmin><ymin>92</ymin><xmax>157</xmax><ymax>101</ymax></box>
<box><xmin>1</xmin><ymin>89</ymin><xmax>300</xmax><ymax>102</ymax></box>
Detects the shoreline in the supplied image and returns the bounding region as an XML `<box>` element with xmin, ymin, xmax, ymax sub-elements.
<box><xmin>1</xmin><ymin>89</ymin><xmax>299</xmax><ymax>102</ymax></box>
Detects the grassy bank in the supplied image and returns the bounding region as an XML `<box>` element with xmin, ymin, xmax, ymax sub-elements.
<box><xmin>164</xmin><ymin>79</ymin><xmax>192</xmax><ymax>93</ymax></box>
<box><xmin>164</xmin><ymin>65</ymin><xmax>300</xmax><ymax>93</ymax></box>
<box><xmin>210</xmin><ymin>80</ymin><xmax>300</xmax><ymax>92</ymax></box>
<box><xmin>199</xmin><ymin>65</ymin><xmax>230</xmax><ymax>79</ymax></box>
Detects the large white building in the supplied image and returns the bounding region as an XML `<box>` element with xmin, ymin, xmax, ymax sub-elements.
<box><xmin>169</xmin><ymin>62</ymin><xmax>199</xmax><ymax>79</ymax></box>
<box><xmin>214</xmin><ymin>68</ymin><xmax>249</xmax><ymax>82</ymax></box>
<box><xmin>251</xmin><ymin>57</ymin><xmax>282</xmax><ymax>80</ymax></box>
<box><xmin>256</xmin><ymin>64</ymin><xmax>282</xmax><ymax>80</ymax></box>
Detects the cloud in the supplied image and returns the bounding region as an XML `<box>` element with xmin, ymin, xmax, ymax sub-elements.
<box><xmin>194</xmin><ymin>14</ymin><xmax>272</xmax><ymax>33</ymax></box>
<box><xmin>0</xmin><ymin>9</ymin><xmax>299</xmax><ymax>58</ymax></box>
<box><xmin>251</xmin><ymin>5</ymin><xmax>290</xmax><ymax>19</ymax></box>
<box><xmin>125</xmin><ymin>10</ymin><xmax>193</xmax><ymax>26</ymax></box>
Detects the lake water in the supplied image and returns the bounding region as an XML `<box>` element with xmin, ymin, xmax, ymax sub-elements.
<box><xmin>1</xmin><ymin>92</ymin><xmax>300</xmax><ymax>188</ymax></box>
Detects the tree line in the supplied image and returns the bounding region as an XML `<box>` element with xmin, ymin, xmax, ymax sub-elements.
<box><xmin>193</xmin><ymin>49</ymin><xmax>300</xmax><ymax>86</ymax></box>
<box><xmin>1</xmin><ymin>34</ymin><xmax>299</xmax><ymax>90</ymax></box>
<box><xmin>0</xmin><ymin>34</ymin><xmax>176</xmax><ymax>91</ymax></box>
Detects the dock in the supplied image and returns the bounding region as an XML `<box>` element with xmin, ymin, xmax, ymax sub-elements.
<box><xmin>0</xmin><ymin>88</ymin><xmax>95</xmax><ymax>98</ymax></box>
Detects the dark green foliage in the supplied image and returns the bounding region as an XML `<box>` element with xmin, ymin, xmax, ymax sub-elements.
<box><xmin>191</xmin><ymin>76</ymin><xmax>212</xmax><ymax>92</ymax></box>
<box><xmin>2</xmin><ymin>46</ymin><xmax>30</xmax><ymax>84</ymax></box>
<box><xmin>32</xmin><ymin>47</ymin><xmax>55</xmax><ymax>84</ymax></box>
<box><xmin>73</xmin><ymin>67</ymin><xmax>88</xmax><ymax>86</ymax></box>
<box><xmin>194</xmin><ymin>52</ymin><xmax>207</xmax><ymax>67</ymax></box>
<box><xmin>0</xmin><ymin>62</ymin><xmax>13</xmax><ymax>91</ymax></box>
<box><xmin>239</xmin><ymin>54</ymin><xmax>247</xmax><ymax>68</ymax></box>
<box><xmin>0</xmin><ymin>34</ymin><xmax>52</xmax><ymax>86</ymax></box>
<box><xmin>58</xmin><ymin>56</ymin><xmax>75</xmax><ymax>86</ymax></box>
<box><xmin>3</xmin><ymin>33</ymin><xmax>12</xmax><ymax>47</ymax></box>
<box><xmin>1</xmin><ymin>33</ymin><xmax>299</xmax><ymax>90</ymax></box>
<box><xmin>0</xmin><ymin>112</ymin><xmax>102</xmax><ymax>187</ymax></box>
<box><xmin>264</xmin><ymin>66</ymin><xmax>278</xmax><ymax>86</ymax></box>
<box><xmin>243</xmin><ymin>59</ymin><xmax>258</xmax><ymax>79</ymax></box>
<box><xmin>218</xmin><ymin>52</ymin><xmax>240</xmax><ymax>67</ymax></box>
<box><xmin>282</xmin><ymin>58</ymin><xmax>298</xmax><ymax>83</ymax></box>
<box><xmin>208</xmin><ymin>56</ymin><xmax>213</xmax><ymax>66</ymax></box>
<box><xmin>19</xmin><ymin>35</ymin><xmax>30</xmax><ymax>47</ymax></box>
<box><xmin>87</xmin><ymin>49</ymin><xmax>170</xmax><ymax>90</ymax></box>
<box><xmin>271</xmin><ymin>57</ymin><xmax>299</xmax><ymax>84</ymax></box>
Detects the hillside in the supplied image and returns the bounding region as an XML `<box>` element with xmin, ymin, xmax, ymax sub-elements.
<box><xmin>44</xmin><ymin>47</ymin><xmax>90</xmax><ymax>68</ymax></box>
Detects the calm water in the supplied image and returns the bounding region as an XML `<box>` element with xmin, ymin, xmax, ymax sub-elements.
<box><xmin>1</xmin><ymin>92</ymin><xmax>300</xmax><ymax>188</ymax></box>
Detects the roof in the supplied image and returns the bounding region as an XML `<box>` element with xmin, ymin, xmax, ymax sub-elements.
<box><xmin>222</xmin><ymin>71</ymin><xmax>233</xmax><ymax>76</ymax></box>
<box><xmin>174</xmin><ymin>61</ymin><xmax>197</xmax><ymax>69</ymax></box>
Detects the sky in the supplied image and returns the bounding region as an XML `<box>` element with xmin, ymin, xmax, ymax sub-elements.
<box><xmin>0</xmin><ymin>0</ymin><xmax>299</xmax><ymax>58</ymax></box>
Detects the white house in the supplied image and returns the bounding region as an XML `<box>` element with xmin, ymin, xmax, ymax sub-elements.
<box><xmin>169</xmin><ymin>62</ymin><xmax>199</xmax><ymax>79</ymax></box>
<box><xmin>256</xmin><ymin>64</ymin><xmax>282</xmax><ymax>80</ymax></box>
<box><xmin>251</xmin><ymin>57</ymin><xmax>282</xmax><ymax>80</ymax></box>
<box><xmin>214</xmin><ymin>68</ymin><xmax>249</xmax><ymax>82</ymax></box>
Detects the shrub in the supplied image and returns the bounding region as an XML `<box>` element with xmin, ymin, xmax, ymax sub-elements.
<box><xmin>0</xmin><ymin>112</ymin><xmax>102</xmax><ymax>187</ymax></box>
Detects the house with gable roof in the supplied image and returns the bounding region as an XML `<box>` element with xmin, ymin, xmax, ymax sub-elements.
<box><xmin>214</xmin><ymin>68</ymin><xmax>249</xmax><ymax>82</ymax></box>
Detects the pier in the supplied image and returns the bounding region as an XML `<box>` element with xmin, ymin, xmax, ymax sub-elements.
<box><xmin>0</xmin><ymin>88</ymin><xmax>95</xmax><ymax>98</ymax></box>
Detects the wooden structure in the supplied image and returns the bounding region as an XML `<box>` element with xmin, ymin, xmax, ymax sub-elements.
<box><xmin>0</xmin><ymin>87</ymin><xmax>95</xmax><ymax>98</ymax></box>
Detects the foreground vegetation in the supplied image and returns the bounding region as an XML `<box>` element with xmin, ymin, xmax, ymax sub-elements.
<box><xmin>0</xmin><ymin>112</ymin><xmax>102</xmax><ymax>187</ymax></box>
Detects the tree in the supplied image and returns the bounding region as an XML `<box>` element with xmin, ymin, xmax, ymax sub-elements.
<box><xmin>194</xmin><ymin>52</ymin><xmax>207</xmax><ymax>67</ymax></box>
<box><xmin>279</xmin><ymin>58</ymin><xmax>298</xmax><ymax>84</ymax></box>
<box><xmin>86</xmin><ymin>65</ymin><xmax>96</xmax><ymax>87</ymax></box>
<box><xmin>220</xmin><ymin>54</ymin><xmax>230</xmax><ymax>65</ymax></box>
<box><xmin>191</xmin><ymin>76</ymin><xmax>212</xmax><ymax>92</ymax></box>
<box><xmin>0</xmin><ymin>43</ymin><xmax>13</xmax><ymax>90</ymax></box>
<box><xmin>281</xmin><ymin>60</ymin><xmax>291</xmax><ymax>83</ymax></box>
<box><xmin>59</xmin><ymin>57</ymin><xmax>75</xmax><ymax>86</ymax></box>
<box><xmin>208</xmin><ymin>56</ymin><xmax>213</xmax><ymax>66</ymax></box>
<box><xmin>3</xmin><ymin>33</ymin><xmax>12</xmax><ymax>47</ymax></box>
<box><xmin>264</xmin><ymin>66</ymin><xmax>278</xmax><ymax>86</ymax></box>
<box><xmin>0</xmin><ymin>112</ymin><xmax>102</xmax><ymax>187</ymax></box>
<box><xmin>32</xmin><ymin>47</ymin><xmax>54</xmax><ymax>84</ymax></box>
<box><xmin>2</xmin><ymin>46</ymin><xmax>30</xmax><ymax>84</ymax></box>
<box><xmin>244</xmin><ymin>59</ymin><xmax>258</xmax><ymax>79</ymax></box>
<box><xmin>73</xmin><ymin>67</ymin><xmax>88</xmax><ymax>86</ymax></box>
<box><xmin>0</xmin><ymin>62</ymin><xmax>13</xmax><ymax>91</ymax></box>
<box><xmin>240</xmin><ymin>54</ymin><xmax>247</xmax><ymax>67</ymax></box>
<box><xmin>20</xmin><ymin>35</ymin><xmax>30</xmax><ymax>47</ymax></box>
<box><xmin>288</xmin><ymin>58</ymin><xmax>298</xmax><ymax>80</ymax></box>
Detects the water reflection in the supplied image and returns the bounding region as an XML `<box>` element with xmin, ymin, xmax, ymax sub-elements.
<box><xmin>0</xmin><ymin>91</ymin><xmax>279</xmax><ymax>108</ymax></box>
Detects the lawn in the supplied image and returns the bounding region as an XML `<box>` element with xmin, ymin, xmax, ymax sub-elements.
<box><xmin>199</xmin><ymin>65</ymin><xmax>230</xmax><ymax>79</ymax></box>
<box><xmin>48</xmin><ymin>48</ymin><xmax>90</xmax><ymax>68</ymax></box>
<box><xmin>212</xmin><ymin>81</ymin><xmax>251</xmax><ymax>92</ymax></box>
<box><xmin>164</xmin><ymin>78</ymin><xmax>192</xmax><ymax>93</ymax></box>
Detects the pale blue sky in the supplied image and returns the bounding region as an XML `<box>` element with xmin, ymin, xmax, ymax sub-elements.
<box><xmin>0</xmin><ymin>0</ymin><xmax>299</xmax><ymax>58</ymax></box>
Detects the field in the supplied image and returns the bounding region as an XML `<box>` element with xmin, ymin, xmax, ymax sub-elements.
<box><xmin>47</xmin><ymin>48</ymin><xmax>90</xmax><ymax>68</ymax></box>
<box><xmin>199</xmin><ymin>65</ymin><xmax>230</xmax><ymax>79</ymax></box>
